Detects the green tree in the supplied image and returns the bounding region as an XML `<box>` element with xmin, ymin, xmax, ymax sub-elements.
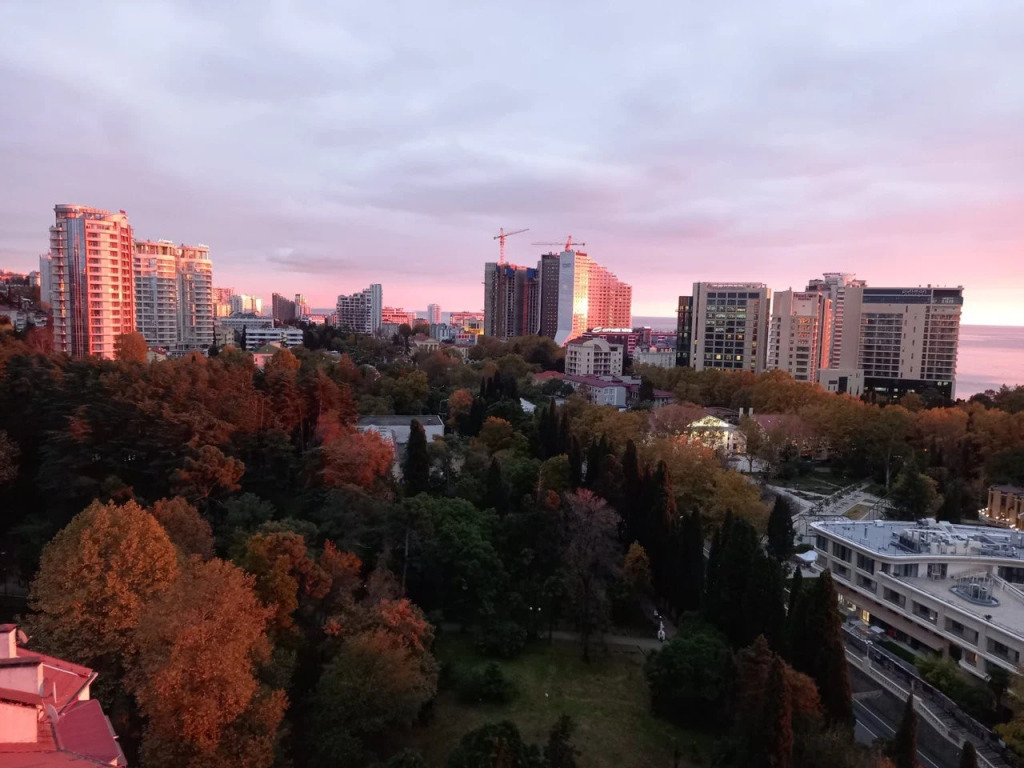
<box><xmin>484</xmin><ymin>457</ymin><xmax>510</xmax><ymax>514</ymax></box>
<box><xmin>958</xmin><ymin>742</ymin><xmax>978</xmax><ymax>768</ymax></box>
<box><xmin>446</xmin><ymin>721</ymin><xmax>542</xmax><ymax>768</ymax></box>
<box><xmin>888</xmin><ymin>454</ymin><xmax>939</xmax><ymax>520</ymax></box>
<box><xmin>563</xmin><ymin>490</ymin><xmax>622</xmax><ymax>661</ymax></box>
<box><xmin>644</xmin><ymin>622</ymin><xmax>733</xmax><ymax>725</ymax></box>
<box><xmin>544</xmin><ymin>715</ymin><xmax>580</xmax><ymax>768</ymax></box>
<box><xmin>888</xmin><ymin>692</ymin><xmax>917</xmax><ymax>768</ymax></box>
<box><xmin>792</xmin><ymin>571</ymin><xmax>853</xmax><ymax>729</ymax></box>
<box><xmin>767</xmin><ymin>495</ymin><xmax>795</xmax><ymax>562</ymax></box>
<box><xmin>403</xmin><ymin>418</ymin><xmax>431</xmax><ymax>497</ymax></box>
<box><xmin>679</xmin><ymin>510</ymin><xmax>705</xmax><ymax>614</ymax></box>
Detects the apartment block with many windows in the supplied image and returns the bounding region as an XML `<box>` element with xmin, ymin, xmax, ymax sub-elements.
<box><xmin>336</xmin><ymin>283</ymin><xmax>383</xmax><ymax>334</ymax></box>
<box><xmin>565</xmin><ymin>337</ymin><xmax>624</xmax><ymax>377</ymax></box>
<box><xmin>135</xmin><ymin>239</ymin><xmax>179</xmax><ymax>348</ymax></box>
<box><xmin>686</xmin><ymin>282</ymin><xmax>771</xmax><ymax>373</ymax></box>
<box><xmin>811</xmin><ymin>518</ymin><xmax>1024</xmax><ymax>680</ymax></box>
<box><xmin>766</xmin><ymin>289</ymin><xmax>831</xmax><ymax>382</ymax></box>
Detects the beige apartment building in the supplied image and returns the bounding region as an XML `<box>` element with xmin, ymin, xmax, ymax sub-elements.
<box><xmin>688</xmin><ymin>282</ymin><xmax>771</xmax><ymax>373</ymax></box>
<box><xmin>766</xmin><ymin>289</ymin><xmax>832</xmax><ymax>382</ymax></box>
<box><xmin>565</xmin><ymin>337</ymin><xmax>624</xmax><ymax>377</ymax></box>
<box><xmin>135</xmin><ymin>240</ymin><xmax>180</xmax><ymax>348</ymax></box>
<box><xmin>48</xmin><ymin>204</ymin><xmax>136</xmax><ymax>359</ymax></box>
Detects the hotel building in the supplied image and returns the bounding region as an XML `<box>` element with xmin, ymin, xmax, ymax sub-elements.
<box><xmin>684</xmin><ymin>282</ymin><xmax>771</xmax><ymax>373</ymax></box>
<box><xmin>48</xmin><ymin>204</ymin><xmax>136</xmax><ymax>359</ymax></box>
<box><xmin>830</xmin><ymin>285</ymin><xmax>963</xmax><ymax>400</ymax></box>
<box><xmin>766</xmin><ymin>289</ymin><xmax>832</xmax><ymax>383</ymax></box>
<box><xmin>535</xmin><ymin>249</ymin><xmax>631</xmax><ymax>345</ymax></box>
<box><xmin>811</xmin><ymin>518</ymin><xmax>1024</xmax><ymax>680</ymax></box>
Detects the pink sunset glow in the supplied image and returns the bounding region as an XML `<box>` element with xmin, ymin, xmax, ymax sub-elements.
<box><xmin>1</xmin><ymin>2</ymin><xmax>1022</xmax><ymax>326</ymax></box>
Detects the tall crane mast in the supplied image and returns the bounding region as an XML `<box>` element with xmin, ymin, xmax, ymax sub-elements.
<box><xmin>493</xmin><ymin>227</ymin><xmax>529</xmax><ymax>264</ymax></box>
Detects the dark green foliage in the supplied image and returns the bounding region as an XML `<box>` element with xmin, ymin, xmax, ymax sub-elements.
<box><xmin>959</xmin><ymin>742</ymin><xmax>978</xmax><ymax>768</ymax></box>
<box><xmin>474</xmin><ymin>620</ymin><xmax>528</xmax><ymax>659</ymax></box>
<box><xmin>543</xmin><ymin>715</ymin><xmax>580</xmax><ymax>768</ymax></box>
<box><xmin>766</xmin><ymin>495</ymin><xmax>795</xmax><ymax>562</ymax></box>
<box><xmin>888</xmin><ymin>454</ymin><xmax>938</xmax><ymax>520</ymax></box>
<box><xmin>384</xmin><ymin>750</ymin><xmax>428</xmax><ymax>768</ymax></box>
<box><xmin>643</xmin><ymin>622</ymin><xmax>733</xmax><ymax>726</ymax></box>
<box><xmin>457</xmin><ymin>662</ymin><xmax>518</xmax><ymax>704</ymax></box>
<box><xmin>483</xmin><ymin>457</ymin><xmax>510</xmax><ymax>514</ymax></box>
<box><xmin>751</xmin><ymin>654</ymin><xmax>794</xmax><ymax>768</ymax></box>
<box><xmin>446</xmin><ymin>721</ymin><xmax>542</xmax><ymax>768</ymax></box>
<box><xmin>403</xmin><ymin>419</ymin><xmax>431</xmax><ymax>497</ymax></box>
<box><xmin>620</xmin><ymin>439</ymin><xmax>643</xmax><ymax>543</ymax></box>
<box><xmin>568</xmin><ymin>437</ymin><xmax>583</xmax><ymax>489</ymax></box>
<box><xmin>888</xmin><ymin>692</ymin><xmax>917</xmax><ymax>768</ymax></box>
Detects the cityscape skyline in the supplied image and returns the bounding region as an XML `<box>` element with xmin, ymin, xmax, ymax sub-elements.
<box><xmin>2</xmin><ymin>2</ymin><xmax>1023</xmax><ymax>326</ymax></box>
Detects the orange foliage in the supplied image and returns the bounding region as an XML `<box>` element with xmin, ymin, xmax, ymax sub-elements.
<box><xmin>317</xmin><ymin>428</ymin><xmax>394</xmax><ymax>491</ymax></box>
<box><xmin>171</xmin><ymin>444</ymin><xmax>245</xmax><ymax>502</ymax></box>
<box><xmin>149</xmin><ymin>496</ymin><xmax>214</xmax><ymax>559</ymax></box>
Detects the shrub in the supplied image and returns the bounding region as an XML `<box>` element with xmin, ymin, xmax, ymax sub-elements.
<box><xmin>475</xmin><ymin>620</ymin><xmax>528</xmax><ymax>659</ymax></box>
<box><xmin>644</xmin><ymin>624</ymin><xmax>733</xmax><ymax>725</ymax></box>
<box><xmin>458</xmin><ymin>662</ymin><xmax>518</xmax><ymax>705</ymax></box>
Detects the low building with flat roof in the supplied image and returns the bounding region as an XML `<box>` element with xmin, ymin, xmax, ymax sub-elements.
<box><xmin>811</xmin><ymin>518</ymin><xmax>1024</xmax><ymax>680</ymax></box>
<box><xmin>357</xmin><ymin>415</ymin><xmax>444</xmax><ymax>446</ymax></box>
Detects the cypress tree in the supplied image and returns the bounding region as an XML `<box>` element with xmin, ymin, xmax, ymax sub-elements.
<box><xmin>679</xmin><ymin>510</ymin><xmax>705</xmax><ymax>613</ymax></box>
<box><xmin>890</xmin><ymin>692</ymin><xmax>918</xmax><ymax>768</ymax></box>
<box><xmin>402</xmin><ymin>419</ymin><xmax>431</xmax><ymax>497</ymax></box>
<box><xmin>646</xmin><ymin>461</ymin><xmax>676</xmax><ymax>597</ymax></box>
<box><xmin>594</xmin><ymin>454</ymin><xmax>624</xmax><ymax>512</ymax></box>
<box><xmin>713</xmin><ymin>515</ymin><xmax>761</xmax><ymax>645</ymax></box>
<box><xmin>766</xmin><ymin>495</ymin><xmax>795</xmax><ymax>562</ymax></box>
<box><xmin>704</xmin><ymin>521</ymin><xmax>725</xmax><ymax>614</ymax></box>
<box><xmin>958</xmin><ymin>742</ymin><xmax>978</xmax><ymax>768</ymax></box>
<box><xmin>557</xmin><ymin>410</ymin><xmax>571</xmax><ymax>456</ymax></box>
<box><xmin>740</xmin><ymin>553</ymin><xmax>786</xmax><ymax>650</ymax></box>
<box><xmin>801</xmin><ymin>571</ymin><xmax>854</xmax><ymax>729</ymax></box>
<box><xmin>585</xmin><ymin>439</ymin><xmax>604</xmax><ymax>490</ymax></box>
<box><xmin>784</xmin><ymin>567</ymin><xmax>804</xmax><ymax>660</ymax></box>
<box><xmin>568</xmin><ymin>437</ymin><xmax>584</xmax><ymax>489</ymax></box>
<box><xmin>759</xmin><ymin>654</ymin><xmax>794</xmax><ymax>768</ymax></box>
<box><xmin>620</xmin><ymin>440</ymin><xmax>643</xmax><ymax>542</ymax></box>
<box><xmin>484</xmin><ymin>457</ymin><xmax>510</xmax><ymax>514</ymax></box>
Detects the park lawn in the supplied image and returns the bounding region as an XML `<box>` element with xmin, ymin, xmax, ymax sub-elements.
<box><xmin>406</xmin><ymin>634</ymin><xmax>713</xmax><ymax>768</ymax></box>
<box><xmin>845</xmin><ymin>503</ymin><xmax>873</xmax><ymax>520</ymax></box>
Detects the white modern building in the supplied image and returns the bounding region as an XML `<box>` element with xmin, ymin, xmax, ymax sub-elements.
<box><xmin>767</xmin><ymin>289</ymin><xmax>831</xmax><ymax>383</ymax></box>
<box><xmin>242</xmin><ymin>326</ymin><xmax>304</xmax><ymax>350</ymax></box>
<box><xmin>811</xmin><ymin>518</ymin><xmax>1024</xmax><ymax>680</ymax></box>
<box><xmin>357</xmin><ymin>415</ymin><xmax>445</xmax><ymax>446</ymax></box>
<box><xmin>632</xmin><ymin>348</ymin><xmax>676</xmax><ymax>369</ymax></box>
<box><xmin>565</xmin><ymin>337</ymin><xmax>624</xmax><ymax>377</ymax></box>
<box><xmin>337</xmin><ymin>283</ymin><xmax>383</xmax><ymax>334</ymax></box>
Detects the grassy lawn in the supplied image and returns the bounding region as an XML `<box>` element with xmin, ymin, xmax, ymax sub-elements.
<box><xmin>406</xmin><ymin>634</ymin><xmax>713</xmax><ymax>767</ymax></box>
<box><xmin>845</xmin><ymin>503</ymin><xmax>873</xmax><ymax>520</ymax></box>
<box><xmin>775</xmin><ymin>472</ymin><xmax>845</xmax><ymax>495</ymax></box>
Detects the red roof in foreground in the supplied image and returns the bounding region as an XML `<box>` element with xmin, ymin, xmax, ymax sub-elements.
<box><xmin>55</xmin><ymin>700</ymin><xmax>126</xmax><ymax>765</ymax></box>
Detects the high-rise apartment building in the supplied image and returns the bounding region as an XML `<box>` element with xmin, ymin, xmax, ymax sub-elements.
<box><xmin>272</xmin><ymin>293</ymin><xmax>298</xmax><ymax>324</ymax></box>
<box><xmin>177</xmin><ymin>245</ymin><xmax>214</xmax><ymax>350</ymax></box>
<box><xmin>38</xmin><ymin>253</ymin><xmax>53</xmax><ymax>305</ymax></box>
<box><xmin>806</xmin><ymin>272</ymin><xmax>866</xmax><ymax>365</ymax></box>
<box><xmin>766</xmin><ymin>290</ymin><xmax>832</xmax><ymax>383</ymax></box>
<box><xmin>675</xmin><ymin>296</ymin><xmax>693</xmax><ymax>367</ymax></box>
<box><xmin>294</xmin><ymin>294</ymin><xmax>309</xmax><ymax>319</ymax></box>
<box><xmin>48</xmin><ymin>204</ymin><xmax>136</xmax><ymax>359</ymax></box>
<box><xmin>135</xmin><ymin>240</ymin><xmax>180</xmax><ymax>348</ymax></box>
<box><xmin>213</xmin><ymin>287</ymin><xmax>234</xmax><ymax>318</ymax></box>
<box><xmin>427</xmin><ymin>303</ymin><xmax>441</xmax><ymax>325</ymax></box>
<box><xmin>336</xmin><ymin>284</ymin><xmax>382</xmax><ymax>333</ymax></box>
<box><xmin>229</xmin><ymin>294</ymin><xmax>263</xmax><ymax>315</ymax></box>
<box><xmin>831</xmin><ymin>285</ymin><xmax>963</xmax><ymax>400</ymax></box>
<box><xmin>684</xmin><ymin>282</ymin><xmax>771</xmax><ymax>373</ymax></box>
<box><xmin>382</xmin><ymin>306</ymin><xmax>416</xmax><ymax>326</ymax></box>
<box><xmin>535</xmin><ymin>249</ymin><xmax>631</xmax><ymax>345</ymax></box>
<box><xmin>483</xmin><ymin>262</ymin><xmax>539</xmax><ymax>340</ymax></box>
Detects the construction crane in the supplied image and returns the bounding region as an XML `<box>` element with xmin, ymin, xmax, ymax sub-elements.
<box><xmin>531</xmin><ymin>235</ymin><xmax>586</xmax><ymax>251</ymax></box>
<box><xmin>493</xmin><ymin>227</ymin><xmax>529</xmax><ymax>264</ymax></box>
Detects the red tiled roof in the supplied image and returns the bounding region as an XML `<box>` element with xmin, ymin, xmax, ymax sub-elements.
<box><xmin>16</xmin><ymin>650</ymin><xmax>95</xmax><ymax>711</ymax></box>
<box><xmin>0</xmin><ymin>687</ymin><xmax>41</xmax><ymax>707</ymax></box>
<box><xmin>55</xmin><ymin>700</ymin><xmax>126</xmax><ymax>766</ymax></box>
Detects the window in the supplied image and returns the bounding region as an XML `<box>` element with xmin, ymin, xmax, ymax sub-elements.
<box><xmin>945</xmin><ymin>618</ymin><xmax>978</xmax><ymax>644</ymax></box>
<box><xmin>883</xmin><ymin>587</ymin><xmax>906</xmax><ymax>607</ymax></box>
<box><xmin>912</xmin><ymin>601</ymin><xmax>938</xmax><ymax>624</ymax></box>
<box><xmin>832</xmin><ymin>543</ymin><xmax>852</xmax><ymax>562</ymax></box>
<box><xmin>856</xmin><ymin>574</ymin><xmax>876</xmax><ymax>592</ymax></box>
<box><xmin>815</xmin><ymin>535</ymin><xmax>828</xmax><ymax>551</ymax></box>
<box><xmin>927</xmin><ymin>563</ymin><xmax>948</xmax><ymax>579</ymax></box>
<box><xmin>833</xmin><ymin>563</ymin><xmax>850</xmax><ymax>580</ymax></box>
<box><xmin>856</xmin><ymin>554</ymin><xmax>876</xmax><ymax>574</ymax></box>
<box><xmin>893</xmin><ymin>563</ymin><xmax>919</xmax><ymax>578</ymax></box>
<box><xmin>987</xmin><ymin>639</ymin><xmax>1020</xmax><ymax>664</ymax></box>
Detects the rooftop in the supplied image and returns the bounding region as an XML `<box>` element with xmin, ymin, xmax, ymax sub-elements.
<box><xmin>357</xmin><ymin>415</ymin><xmax>444</xmax><ymax>428</ymax></box>
<box><xmin>813</xmin><ymin>518</ymin><xmax>1024</xmax><ymax>563</ymax></box>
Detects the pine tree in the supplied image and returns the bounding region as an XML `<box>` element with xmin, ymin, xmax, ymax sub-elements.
<box><xmin>958</xmin><ymin>742</ymin><xmax>978</xmax><ymax>768</ymax></box>
<box><xmin>403</xmin><ymin>419</ymin><xmax>431</xmax><ymax>497</ymax></box>
<box><xmin>766</xmin><ymin>496</ymin><xmax>795</xmax><ymax>562</ymax></box>
<box><xmin>799</xmin><ymin>571</ymin><xmax>854</xmax><ymax>729</ymax></box>
<box><xmin>714</xmin><ymin>515</ymin><xmax>760</xmax><ymax>646</ymax></box>
<box><xmin>784</xmin><ymin>567</ymin><xmax>804</xmax><ymax>660</ymax></box>
<box><xmin>620</xmin><ymin>440</ymin><xmax>643</xmax><ymax>542</ymax></box>
<box><xmin>890</xmin><ymin>692</ymin><xmax>918</xmax><ymax>768</ymax></box>
<box><xmin>484</xmin><ymin>457</ymin><xmax>510</xmax><ymax>514</ymax></box>
<box><xmin>740</xmin><ymin>553</ymin><xmax>786</xmax><ymax>649</ymax></box>
<box><xmin>679</xmin><ymin>510</ymin><xmax>705</xmax><ymax>613</ymax></box>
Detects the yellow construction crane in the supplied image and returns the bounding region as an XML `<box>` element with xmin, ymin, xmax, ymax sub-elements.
<box><xmin>493</xmin><ymin>227</ymin><xmax>529</xmax><ymax>264</ymax></box>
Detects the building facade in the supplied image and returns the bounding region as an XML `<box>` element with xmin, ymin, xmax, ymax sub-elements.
<box><xmin>242</xmin><ymin>326</ymin><xmax>304</xmax><ymax>350</ymax></box>
<box><xmin>565</xmin><ymin>337</ymin><xmax>624</xmax><ymax>377</ymax></box>
<box><xmin>176</xmin><ymin>245</ymin><xmax>214</xmax><ymax>350</ymax></box>
<box><xmin>381</xmin><ymin>306</ymin><xmax>416</xmax><ymax>326</ymax></box>
<box><xmin>831</xmin><ymin>285</ymin><xmax>963</xmax><ymax>400</ymax></box>
<box><xmin>686</xmin><ymin>282</ymin><xmax>771</xmax><ymax>373</ymax></box>
<box><xmin>427</xmin><ymin>303</ymin><xmax>441</xmax><ymax>324</ymax></box>
<box><xmin>766</xmin><ymin>289</ymin><xmax>832</xmax><ymax>382</ymax></box>
<box><xmin>213</xmin><ymin>286</ymin><xmax>234</xmax><ymax>317</ymax></box>
<box><xmin>336</xmin><ymin>283</ymin><xmax>383</xmax><ymax>333</ymax></box>
<box><xmin>272</xmin><ymin>292</ymin><xmax>298</xmax><ymax>324</ymax></box>
<box><xmin>534</xmin><ymin>249</ymin><xmax>631</xmax><ymax>345</ymax></box>
<box><xmin>984</xmin><ymin>485</ymin><xmax>1024</xmax><ymax>528</ymax></box>
<box><xmin>48</xmin><ymin>204</ymin><xmax>136</xmax><ymax>359</ymax></box>
<box><xmin>812</xmin><ymin>519</ymin><xmax>1024</xmax><ymax>680</ymax></box>
<box><xmin>806</xmin><ymin>272</ymin><xmax>866</xmax><ymax>367</ymax></box>
<box><xmin>587</xmin><ymin>262</ymin><xmax>632</xmax><ymax>329</ymax></box>
<box><xmin>229</xmin><ymin>293</ymin><xmax>263</xmax><ymax>315</ymax></box>
<box><xmin>483</xmin><ymin>262</ymin><xmax>539</xmax><ymax>340</ymax></box>
<box><xmin>676</xmin><ymin>295</ymin><xmax>693</xmax><ymax>367</ymax></box>
<box><xmin>134</xmin><ymin>239</ymin><xmax>179</xmax><ymax>348</ymax></box>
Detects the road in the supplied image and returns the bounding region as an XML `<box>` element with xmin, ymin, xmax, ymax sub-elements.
<box><xmin>853</xmin><ymin>699</ymin><xmax>955</xmax><ymax>768</ymax></box>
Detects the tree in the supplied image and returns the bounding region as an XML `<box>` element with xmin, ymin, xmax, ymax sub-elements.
<box><xmin>623</xmin><ymin>542</ymin><xmax>652</xmax><ymax>596</ymax></box>
<box><xmin>544</xmin><ymin>715</ymin><xmax>580</xmax><ymax>768</ymax></box>
<box><xmin>129</xmin><ymin>558</ymin><xmax>283</xmax><ymax>768</ymax></box>
<box><xmin>446</xmin><ymin>721</ymin><xmax>541</xmax><ymax>768</ymax></box>
<box><xmin>888</xmin><ymin>692</ymin><xmax>917</xmax><ymax>768</ymax></box>
<box><xmin>644</xmin><ymin>622</ymin><xmax>733</xmax><ymax>725</ymax></box>
<box><xmin>316</xmin><ymin>428</ymin><xmax>394</xmax><ymax>491</ymax></box>
<box><xmin>958</xmin><ymin>742</ymin><xmax>978</xmax><ymax>768</ymax></box>
<box><xmin>237</xmin><ymin>530</ymin><xmax>323</xmax><ymax>637</ymax></box>
<box><xmin>26</xmin><ymin>500</ymin><xmax>179</xmax><ymax>674</ymax></box>
<box><xmin>767</xmin><ymin>495</ymin><xmax>795</xmax><ymax>562</ymax></box>
<box><xmin>888</xmin><ymin>454</ymin><xmax>939</xmax><ymax>520</ymax></box>
<box><xmin>149</xmin><ymin>497</ymin><xmax>214</xmax><ymax>558</ymax></box>
<box><xmin>0</xmin><ymin>428</ymin><xmax>18</xmax><ymax>484</ymax></box>
<box><xmin>757</xmin><ymin>654</ymin><xmax>794</xmax><ymax>768</ymax></box>
<box><xmin>563</xmin><ymin>490</ymin><xmax>622</xmax><ymax>661</ymax></box>
<box><xmin>115</xmin><ymin>331</ymin><xmax>148</xmax><ymax>363</ymax></box>
<box><xmin>792</xmin><ymin>571</ymin><xmax>853</xmax><ymax>729</ymax></box>
<box><xmin>171</xmin><ymin>445</ymin><xmax>245</xmax><ymax>504</ymax></box>
<box><xmin>678</xmin><ymin>510</ymin><xmax>705</xmax><ymax>614</ymax></box>
<box><xmin>484</xmin><ymin>457</ymin><xmax>510</xmax><ymax>514</ymax></box>
<box><xmin>403</xmin><ymin>419</ymin><xmax>431</xmax><ymax>497</ymax></box>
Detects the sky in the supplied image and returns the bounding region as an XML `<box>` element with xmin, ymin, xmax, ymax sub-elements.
<box><xmin>1</xmin><ymin>1</ymin><xmax>1023</xmax><ymax>325</ymax></box>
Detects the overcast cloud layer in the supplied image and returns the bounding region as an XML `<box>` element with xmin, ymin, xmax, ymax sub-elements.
<box><xmin>1</xmin><ymin>1</ymin><xmax>1023</xmax><ymax>323</ymax></box>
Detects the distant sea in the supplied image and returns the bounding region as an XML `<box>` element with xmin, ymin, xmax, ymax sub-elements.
<box><xmin>634</xmin><ymin>318</ymin><xmax>1023</xmax><ymax>400</ymax></box>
